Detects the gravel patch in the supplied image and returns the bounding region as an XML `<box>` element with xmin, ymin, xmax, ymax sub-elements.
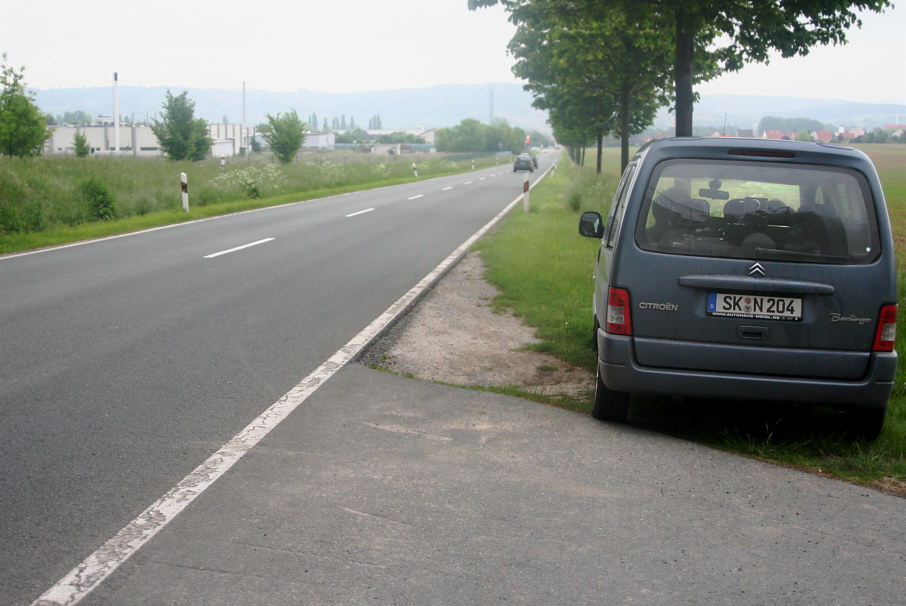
<box><xmin>360</xmin><ymin>251</ymin><xmax>593</xmax><ymax>400</ymax></box>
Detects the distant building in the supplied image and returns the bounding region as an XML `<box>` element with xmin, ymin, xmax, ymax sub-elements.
<box><xmin>207</xmin><ymin>124</ymin><xmax>256</xmax><ymax>157</ymax></box>
<box><xmin>45</xmin><ymin>123</ymin><xmax>256</xmax><ymax>157</ymax></box>
<box><xmin>303</xmin><ymin>132</ymin><xmax>335</xmax><ymax>149</ymax></box>
<box><xmin>46</xmin><ymin>124</ymin><xmax>161</xmax><ymax>156</ymax></box>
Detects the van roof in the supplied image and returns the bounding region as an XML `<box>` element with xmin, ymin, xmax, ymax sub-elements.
<box><xmin>632</xmin><ymin>137</ymin><xmax>872</xmax><ymax>170</ymax></box>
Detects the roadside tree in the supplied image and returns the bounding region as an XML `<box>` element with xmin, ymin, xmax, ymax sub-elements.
<box><xmin>0</xmin><ymin>53</ymin><xmax>51</xmax><ymax>158</ymax></box>
<box><xmin>150</xmin><ymin>90</ymin><xmax>212</xmax><ymax>161</ymax></box>
<box><xmin>259</xmin><ymin>110</ymin><xmax>306</xmax><ymax>164</ymax></box>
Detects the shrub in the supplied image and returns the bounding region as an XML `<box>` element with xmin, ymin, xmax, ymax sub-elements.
<box><xmin>80</xmin><ymin>176</ymin><xmax>117</xmax><ymax>220</ymax></box>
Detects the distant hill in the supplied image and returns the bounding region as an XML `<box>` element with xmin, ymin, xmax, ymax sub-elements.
<box><xmin>33</xmin><ymin>83</ymin><xmax>904</xmax><ymax>134</ymax></box>
<box><xmin>33</xmin><ymin>83</ymin><xmax>552</xmax><ymax>134</ymax></box>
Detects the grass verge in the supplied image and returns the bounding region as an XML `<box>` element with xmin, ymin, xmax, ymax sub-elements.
<box><xmin>476</xmin><ymin>146</ymin><xmax>905</xmax><ymax>496</ymax></box>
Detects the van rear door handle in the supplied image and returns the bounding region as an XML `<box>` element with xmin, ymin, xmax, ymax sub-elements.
<box><xmin>738</xmin><ymin>325</ymin><xmax>769</xmax><ymax>340</ymax></box>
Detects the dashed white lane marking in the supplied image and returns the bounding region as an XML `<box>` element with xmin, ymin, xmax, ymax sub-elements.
<box><xmin>464</xmin><ymin>181</ymin><xmax>473</xmax><ymax>185</ymax></box>
<box><xmin>407</xmin><ymin>194</ymin><xmax>424</xmax><ymax>200</ymax></box>
<box><xmin>203</xmin><ymin>238</ymin><xmax>274</xmax><ymax>259</ymax></box>
<box><xmin>442</xmin><ymin>186</ymin><xmax>453</xmax><ymax>191</ymax></box>
<box><xmin>33</xmin><ymin>182</ymin><xmax>530</xmax><ymax>606</ymax></box>
<box><xmin>345</xmin><ymin>208</ymin><xmax>375</xmax><ymax>218</ymax></box>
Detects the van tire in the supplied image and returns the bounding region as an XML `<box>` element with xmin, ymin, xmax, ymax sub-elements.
<box><xmin>845</xmin><ymin>406</ymin><xmax>886</xmax><ymax>441</ymax></box>
<box><xmin>592</xmin><ymin>366</ymin><xmax>630</xmax><ymax>423</ymax></box>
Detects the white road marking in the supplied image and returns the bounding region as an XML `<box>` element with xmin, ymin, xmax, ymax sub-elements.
<box><xmin>441</xmin><ymin>186</ymin><xmax>453</xmax><ymax>191</ymax></box>
<box><xmin>407</xmin><ymin>194</ymin><xmax>424</xmax><ymax>200</ymax></box>
<box><xmin>203</xmin><ymin>238</ymin><xmax>275</xmax><ymax>259</ymax></box>
<box><xmin>345</xmin><ymin>208</ymin><xmax>375</xmax><ymax>218</ymax></box>
<box><xmin>464</xmin><ymin>181</ymin><xmax>472</xmax><ymax>185</ymax></box>
<box><xmin>33</xmin><ymin>182</ymin><xmax>532</xmax><ymax>606</ymax></box>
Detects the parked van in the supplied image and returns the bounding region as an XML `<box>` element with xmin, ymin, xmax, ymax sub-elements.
<box><xmin>578</xmin><ymin>137</ymin><xmax>898</xmax><ymax>439</ymax></box>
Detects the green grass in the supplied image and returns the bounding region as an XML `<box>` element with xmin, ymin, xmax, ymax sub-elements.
<box><xmin>476</xmin><ymin>145</ymin><xmax>906</xmax><ymax>495</ymax></box>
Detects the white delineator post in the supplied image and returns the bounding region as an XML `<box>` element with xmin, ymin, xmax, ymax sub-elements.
<box><xmin>523</xmin><ymin>178</ymin><xmax>530</xmax><ymax>213</ymax></box>
<box><xmin>180</xmin><ymin>172</ymin><xmax>189</xmax><ymax>212</ymax></box>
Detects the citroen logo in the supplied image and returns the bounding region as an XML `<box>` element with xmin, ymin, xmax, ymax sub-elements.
<box><xmin>748</xmin><ymin>263</ymin><xmax>766</xmax><ymax>276</ymax></box>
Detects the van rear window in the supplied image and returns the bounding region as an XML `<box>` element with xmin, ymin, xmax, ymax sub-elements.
<box><xmin>635</xmin><ymin>159</ymin><xmax>881</xmax><ymax>264</ymax></box>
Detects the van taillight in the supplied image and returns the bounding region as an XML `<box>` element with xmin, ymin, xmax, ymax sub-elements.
<box><xmin>606</xmin><ymin>287</ymin><xmax>632</xmax><ymax>335</ymax></box>
<box><xmin>873</xmin><ymin>304</ymin><xmax>897</xmax><ymax>352</ymax></box>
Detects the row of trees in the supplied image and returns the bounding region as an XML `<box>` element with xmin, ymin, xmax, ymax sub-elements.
<box><xmin>335</xmin><ymin>128</ymin><xmax>425</xmax><ymax>145</ymax></box>
<box><xmin>470</xmin><ymin>0</ymin><xmax>891</xmax><ymax>172</ymax></box>
<box><xmin>435</xmin><ymin>118</ymin><xmax>528</xmax><ymax>154</ymax></box>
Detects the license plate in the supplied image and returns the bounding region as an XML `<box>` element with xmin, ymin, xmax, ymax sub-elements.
<box><xmin>707</xmin><ymin>292</ymin><xmax>802</xmax><ymax>321</ymax></box>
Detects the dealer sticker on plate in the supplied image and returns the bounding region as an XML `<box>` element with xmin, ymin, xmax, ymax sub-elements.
<box><xmin>707</xmin><ymin>292</ymin><xmax>802</xmax><ymax>321</ymax></box>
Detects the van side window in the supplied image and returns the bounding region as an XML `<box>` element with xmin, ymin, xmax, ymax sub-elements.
<box><xmin>634</xmin><ymin>159</ymin><xmax>880</xmax><ymax>265</ymax></box>
<box><xmin>606</xmin><ymin>164</ymin><xmax>636</xmax><ymax>248</ymax></box>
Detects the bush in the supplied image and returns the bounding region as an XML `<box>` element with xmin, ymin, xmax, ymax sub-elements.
<box><xmin>80</xmin><ymin>176</ymin><xmax>117</xmax><ymax>220</ymax></box>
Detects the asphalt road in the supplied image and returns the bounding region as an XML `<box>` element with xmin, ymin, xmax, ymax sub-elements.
<box><xmin>0</xmin><ymin>156</ymin><xmax>544</xmax><ymax>606</ymax></box>
<box><xmin>75</xmin><ymin>365</ymin><xmax>906</xmax><ymax>605</ymax></box>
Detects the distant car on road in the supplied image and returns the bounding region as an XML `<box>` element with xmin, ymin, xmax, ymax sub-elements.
<box><xmin>513</xmin><ymin>154</ymin><xmax>534</xmax><ymax>172</ymax></box>
<box><xmin>578</xmin><ymin>137</ymin><xmax>898</xmax><ymax>439</ymax></box>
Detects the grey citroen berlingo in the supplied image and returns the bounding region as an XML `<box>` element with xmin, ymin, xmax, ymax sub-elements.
<box><xmin>579</xmin><ymin>137</ymin><xmax>898</xmax><ymax>439</ymax></box>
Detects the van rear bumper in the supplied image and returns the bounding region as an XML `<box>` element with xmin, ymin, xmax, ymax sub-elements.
<box><xmin>598</xmin><ymin>332</ymin><xmax>897</xmax><ymax>408</ymax></box>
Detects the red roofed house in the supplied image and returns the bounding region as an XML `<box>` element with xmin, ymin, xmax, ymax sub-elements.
<box><xmin>762</xmin><ymin>129</ymin><xmax>784</xmax><ymax>140</ymax></box>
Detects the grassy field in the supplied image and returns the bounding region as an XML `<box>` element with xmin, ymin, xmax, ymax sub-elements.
<box><xmin>476</xmin><ymin>145</ymin><xmax>905</xmax><ymax>495</ymax></box>
<box><xmin>0</xmin><ymin>151</ymin><xmax>505</xmax><ymax>254</ymax></box>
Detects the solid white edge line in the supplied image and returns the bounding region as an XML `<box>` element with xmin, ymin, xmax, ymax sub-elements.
<box><xmin>345</xmin><ymin>208</ymin><xmax>375</xmax><ymax>218</ymax></box>
<box><xmin>32</xmin><ymin>168</ymin><xmax>540</xmax><ymax>606</ymax></box>
<box><xmin>203</xmin><ymin>238</ymin><xmax>275</xmax><ymax>259</ymax></box>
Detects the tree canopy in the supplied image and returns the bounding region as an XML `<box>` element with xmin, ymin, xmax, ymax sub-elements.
<box><xmin>503</xmin><ymin>0</ymin><xmax>674</xmax><ymax>170</ymax></box>
<box><xmin>435</xmin><ymin>118</ymin><xmax>527</xmax><ymax>154</ymax></box>
<box><xmin>150</xmin><ymin>90</ymin><xmax>212</xmax><ymax>161</ymax></box>
<box><xmin>470</xmin><ymin>0</ymin><xmax>890</xmax><ymax>138</ymax></box>
<box><xmin>258</xmin><ymin>110</ymin><xmax>306</xmax><ymax>164</ymax></box>
<box><xmin>0</xmin><ymin>53</ymin><xmax>51</xmax><ymax>158</ymax></box>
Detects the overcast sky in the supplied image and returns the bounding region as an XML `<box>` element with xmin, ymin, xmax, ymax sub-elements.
<box><xmin>1</xmin><ymin>0</ymin><xmax>903</xmax><ymax>105</ymax></box>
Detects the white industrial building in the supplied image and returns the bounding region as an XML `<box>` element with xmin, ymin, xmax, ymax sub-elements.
<box><xmin>46</xmin><ymin>123</ymin><xmax>258</xmax><ymax>158</ymax></box>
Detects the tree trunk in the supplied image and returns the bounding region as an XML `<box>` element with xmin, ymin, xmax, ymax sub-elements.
<box><xmin>596</xmin><ymin>131</ymin><xmax>603</xmax><ymax>174</ymax></box>
<box><xmin>674</xmin><ymin>6</ymin><xmax>695</xmax><ymax>137</ymax></box>
<box><xmin>620</xmin><ymin>84</ymin><xmax>631</xmax><ymax>173</ymax></box>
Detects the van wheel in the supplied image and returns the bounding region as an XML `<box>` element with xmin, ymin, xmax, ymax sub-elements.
<box><xmin>845</xmin><ymin>406</ymin><xmax>886</xmax><ymax>441</ymax></box>
<box><xmin>592</xmin><ymin>366</ymin><xmax>629</xmax><ymax>423</ymax></box>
